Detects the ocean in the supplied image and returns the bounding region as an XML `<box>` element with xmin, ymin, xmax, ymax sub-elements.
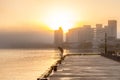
<box><xmin>0</xmin><ymin>49</ymin><xmax>63</xmax><ymax>80</ymax></box>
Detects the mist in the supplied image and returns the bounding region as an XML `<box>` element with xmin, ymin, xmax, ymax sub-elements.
<box><xmin>0</xmin><ymin>28</ymin><xmax>54</xmax><ymax>48</ymax></box>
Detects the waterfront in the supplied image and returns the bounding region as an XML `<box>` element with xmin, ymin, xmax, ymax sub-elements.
<box><xmin>49</xmin><ymin>55</ymin><xmax>120</xmax><ymax>80</ymax></box>
<box><xmin>0</xmin><ymin>49</ymin><xmax>61</xmax><ymax>80</ymax></box>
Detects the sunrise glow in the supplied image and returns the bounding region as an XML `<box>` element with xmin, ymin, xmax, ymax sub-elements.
<box><xmin>44</xmin><ymin>9</ymin><xmax>76</xmax><ymax>32</ymax></box>
<box><xmin>0</xmin><ymin>0</ymin><xmax>120</xmax><ymax>34</ymax></box>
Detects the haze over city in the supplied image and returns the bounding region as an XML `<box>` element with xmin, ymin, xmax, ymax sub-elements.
<box><xmin>0</xmin><ymin>0</ymin><xmax>120</xmax><ymax>48</ymax></box>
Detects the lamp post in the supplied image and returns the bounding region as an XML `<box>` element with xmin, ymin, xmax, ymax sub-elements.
<box><xmin>105</xmin><ymin>32</ymin><xmax>107</xmax><ymax>54</ymax></box>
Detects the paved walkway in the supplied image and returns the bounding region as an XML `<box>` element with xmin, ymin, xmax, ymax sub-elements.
<box><xmin>49</xmin><ymin>55</ymin><xmax>120</xmax><ymax>80</ymax></box>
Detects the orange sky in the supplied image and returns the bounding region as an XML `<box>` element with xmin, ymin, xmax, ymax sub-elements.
<box><xmin>0</xmin><ymin>0</ymin><xmax>120</xmax><ymax>34</ymax></box>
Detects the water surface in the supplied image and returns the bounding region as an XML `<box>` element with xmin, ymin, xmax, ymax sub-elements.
<box><xmin>0</xmin><ymin>49</ymin><xmax>60</xmax><ymax>80</ymax></box>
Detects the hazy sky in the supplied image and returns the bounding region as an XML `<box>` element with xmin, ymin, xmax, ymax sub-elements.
<box><xmin>0</xmin><ymin>0</ymin><xmax>120</xmax><ymax>45</ymax></box>
<box><xmin>0</xmin><ymin>0</ymin><xmax>120</xmax><ymax>29</ymax></box>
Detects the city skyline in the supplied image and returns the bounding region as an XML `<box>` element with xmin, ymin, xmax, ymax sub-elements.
<box><xmin>0</xmin><ymin>19</ymin><xmax>119</xmax><ymax>48</ymax></box>
<box><xmin>54</xmin><ymin>20</ymin><xmax>117</xmax><ymax>48</ymax></box>
<box><xmin>0</xmin><ymin>0</ymin><xmax>120</xmax><ymax>48</ymax></box>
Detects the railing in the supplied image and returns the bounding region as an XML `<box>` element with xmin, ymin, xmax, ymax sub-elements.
<box><xmin>101</xmin><ymin>51</ymin><xmax>120</xmax><ymax>62</ymax></box>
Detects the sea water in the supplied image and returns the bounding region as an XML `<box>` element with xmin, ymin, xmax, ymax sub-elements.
<box><xmin>0</xmin><ymin>49</ymin><xmax>62</xmax><ymax>80</ymax></box>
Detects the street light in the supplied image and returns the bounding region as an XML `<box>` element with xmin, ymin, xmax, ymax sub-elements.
<box><xmin>105</xmin><ymin>32</ymin><xmax>107</xmax><ymax>54</ymax></box>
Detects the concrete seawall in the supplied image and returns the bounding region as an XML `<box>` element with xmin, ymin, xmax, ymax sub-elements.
<box><xmin>37</xmin><ymin>53</ymin><xmax>120</xmax><ymax>80</ymax></box>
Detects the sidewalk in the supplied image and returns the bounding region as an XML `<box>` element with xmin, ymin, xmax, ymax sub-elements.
<box><xmin>49</xmin><ymin>55</ymin><xmax>120</xmax><ymax>80</ymax></box>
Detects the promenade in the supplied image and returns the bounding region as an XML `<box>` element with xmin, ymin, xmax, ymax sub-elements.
<box><xmin>49</xmin><ymin>55</ymin><xmax>120</xmax><ymax>80</ymax></box>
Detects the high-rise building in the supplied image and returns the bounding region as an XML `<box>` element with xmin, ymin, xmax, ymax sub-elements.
<box><xmin>96</xmin><ymin>24</ymin><xmax>105</xmax><ymax>45</ymax></box>
<box><xmin>66</xmin><ymin>28</ymin><xmax>80</xmax><ymax>48</ymax></box>
<box><xmin>65</xmin><ymin>20</ymin><xmax>117</xmax><ymax>48</ymax></box>
<box><xmin>95</xmin><ymin>20</ymin><xmax>117</xmax><ymax>47</ymax></box>
<box><xmin>66</xmin><ymin>25</ymin><xmax>94</xmax><ymax>48</ymax></box>
<box><xmin>54</xmin><ymin>27</ymin><xmax>63</xmax><ymax>46</ymax></box>
<box><xmin>78</xmin><ymin>25</ymin><xmax>94</xmax><ymax>43</ymax></box>
<box><xmin>66</xmin><ymin>28</ymin><xmax>80</xmax><ymax>43</ymax></box>
<box><xmin>107</xmin><ymin>20</ymin><xmax>117</xmax><ymax>39</ymax></box>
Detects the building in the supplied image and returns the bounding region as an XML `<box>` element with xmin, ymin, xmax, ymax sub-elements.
<box><xmin>107</xmin><ymin>20</ymin><xmax>117</xmax><ymax>39</ymax></box>
<box><xmin>96</xmin><ymin>24</ymin><xmax>105</xmax><ymax>45</ymax></box>
<box><xmin>66</xmin><ymin>25</ymin><xmax>94</xmax><ymax>48</ymax></box>
<box><xmin>54</xmin><ymin>27</ymin><xmax>63</xmax><ymax>46</ymax></box>
<box><xmin>95</xmin><ymin>20</ymin><xmax>117</xmax><ymax>47</ymax></box>
<box><xmin>66</xmin><ymin>28</ymin><xmax>80</xmax><ymax>43</ymax></box>
<box><xmin>79</xmin><ymin>25</ymin><xmax>94</xmax><ymax>43</ymax></box>
<box><xmin>65</xmin><ymin>20</ymin><xmax>117</xmax><ymax>49</ymax></box>
<box><xmin>66</xmin><ymin>28</ymin><xmax>80</xmax><ymax>48</ymax></box>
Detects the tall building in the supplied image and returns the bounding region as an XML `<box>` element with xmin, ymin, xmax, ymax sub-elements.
<box><xmin>65</xmin><ymin>20</ymin><xmax>117</xmax><ymax>48</ymax></box>
<box><xmin>54</xmin><ymin>27</ymin><xmax>63</xmax><ymax>46</ymax></box>
<box><xmin>66</xmin><ymin>28</ymin><xmax>80</xmax><ymax>43</ymax></box>
<box><xmin>95</xmin><ymin>20</ymin><xmax>117</xmax><ymax>47</ymax></box>
<box><xmin>107</xmin><ymin>20</ymin><xmax>117</xmax><ymax>39</ymax></box>
<box><xmin>78</xmin><ymin>25</ymin><xmax>94</xmax><ymax>43</ymax></box>
<box><xmin>66</xmin><ymin>25</ymin><xmax>94</xmax><ymax>48</ymax></box>
<box><xmin>96</xmin><ymin>24</ymin><xmax>105</xmax><ymax>45</ymax></box>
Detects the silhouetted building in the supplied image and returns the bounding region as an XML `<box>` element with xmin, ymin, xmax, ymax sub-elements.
<box><xmin>66</xmin><ymin>25</ymin><xmax>94</xmax><ymax>48</ymax></box>
<box><xmin>96</xmin><ymin>24</ymin><xmax>105</xmax><ymax>45</ymax></box>
<box><xmin>79</xmin><ymin>25</ymin><xmax>94</xmax><ymax>43</ymax></box>
<box><xmin>107</xmin><ymin>20</ymin><xmax>117</xmax><ymax>39</ymax></box>
<box><xmin>65</xmin><ymin>20</ymin><xmax>117</xmax><ymax>49</ymax></box>
<box><xmin>95</xmin><ymin>20</ymin><xmax>117</xmax><ymax>49</ymax></box>
<box><xmin>54</xmin><ymin>27</ymin><xmax>63</xmax><ymax>46</ymax></box>
<box><xmin>66</xmin><ymin>28</ymin><xmax>80</xmax><ymax>43</ymax></box>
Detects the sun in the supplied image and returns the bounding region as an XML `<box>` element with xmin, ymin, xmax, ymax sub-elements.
<box><xmin>45</xmin><ymin>9</ymin><xmax>75</xmax><ymax>32</ymax></box>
